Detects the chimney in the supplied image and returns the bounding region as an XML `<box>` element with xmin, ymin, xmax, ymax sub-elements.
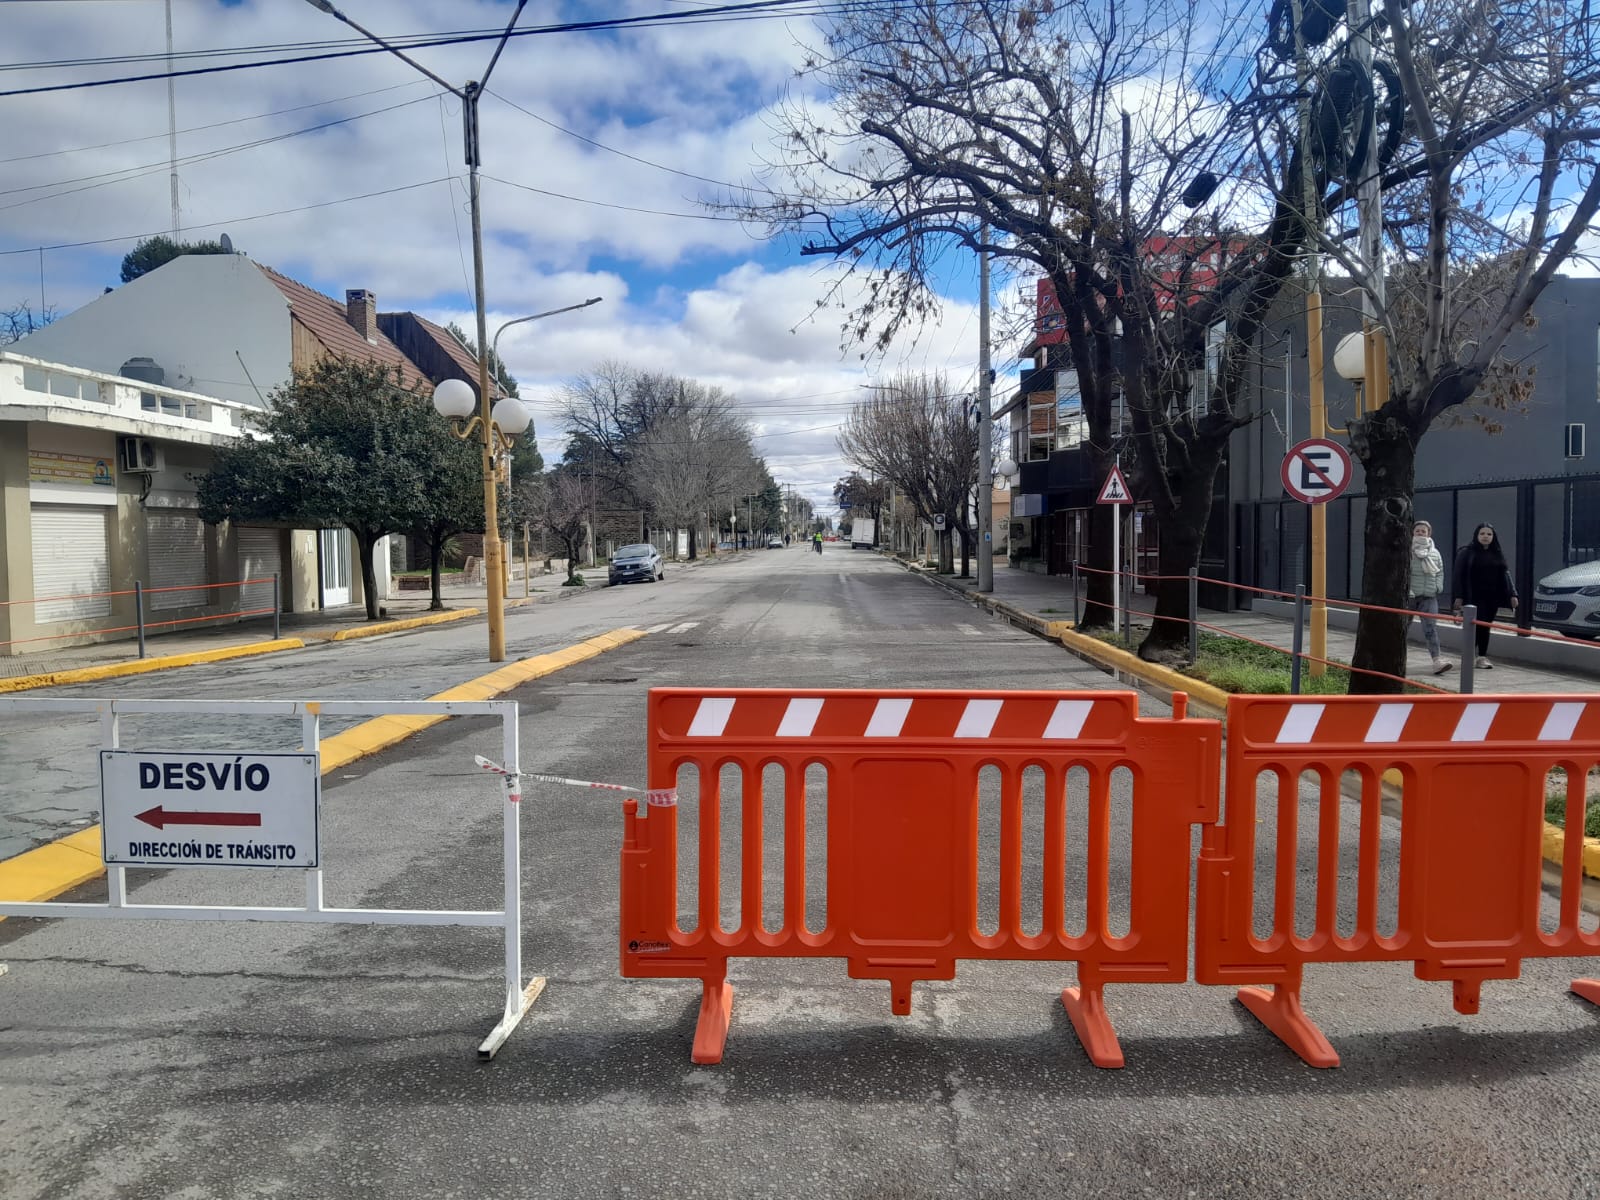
<box><xmin>345</xmin><ymin>289</ymin><xmax>377</xmax><ymax>342</ymax></box>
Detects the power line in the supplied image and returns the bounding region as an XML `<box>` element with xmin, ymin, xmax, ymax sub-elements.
<box><xmin>486</xmin><ymin>89</ymin><xmax>767</xmax><ymax>195</ymax></box>
<box><xmin>481</xmin><ymin>172</ymin><xmax>752</xmax><ymax>222</ymax></box>
<box><xmin>0</xmin><ymin>1</ymin><xmax>862</xmax><ymax>99</ymax></box>
<box><xmin>0</xmin><ymin>176</ymin><xmax>452</xmax><ymax>256</ymax></box>
<box><xmin>0</xmin><ymin>79</ymin><xmax>427</xmax><ymax>165</ymax></box>
<box><xmin>0</xmin><ymin>92</ymin><xmax>439</xmax><ymax>211</ymax></box>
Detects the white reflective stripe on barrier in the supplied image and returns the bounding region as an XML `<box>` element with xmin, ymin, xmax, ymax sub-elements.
<box><xmin>0</xmin><ymin>696</ymin><xmax>541</xmax><ymax>1061</ymax></box>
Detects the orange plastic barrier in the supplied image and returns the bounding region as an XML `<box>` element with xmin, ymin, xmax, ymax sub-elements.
<box><xmin>1195</xmin><ymin>694</ymin><xmax>1600</xmax><ymax>1067</ymax></box>
<box><xmin>621</xmin><ymin>687</ymin><xmax>1221</xmax><ymax>1066</ymax></box>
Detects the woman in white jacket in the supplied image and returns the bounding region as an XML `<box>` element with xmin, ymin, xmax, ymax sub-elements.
<box><xmin>1408</xmin><ymin>520</ymin><xmax>1453</xmax><ymax>674</ymax></box>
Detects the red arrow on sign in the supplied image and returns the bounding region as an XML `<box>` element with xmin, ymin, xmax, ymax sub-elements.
<box><xmin>135</xmin><ymin>806</ymin><xmax>262</xmax><ymax>831</ymax></box>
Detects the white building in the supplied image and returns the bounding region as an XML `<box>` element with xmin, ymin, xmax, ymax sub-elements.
<box><xmin>0</xmin><ymin>253</ymin><xmax>434</xmax><ymax>656</ymax></box>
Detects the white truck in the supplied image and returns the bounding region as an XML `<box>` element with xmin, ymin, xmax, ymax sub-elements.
<box><xmin>849</xmin><ymin>518</ymin><xmax>875</xmax><ymax>549</ymax></box>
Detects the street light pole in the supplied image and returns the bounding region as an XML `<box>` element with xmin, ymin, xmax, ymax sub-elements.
<box><xmin>304</xmin><ymin>0</ymin><xmax>527</xmax><ymax>662</ymax></box>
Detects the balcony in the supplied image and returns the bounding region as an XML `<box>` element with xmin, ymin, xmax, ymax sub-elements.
<box><xmin>0</xmin><ymin>351</ymin><xmax>259</xmax><ymax>445</ymax></box>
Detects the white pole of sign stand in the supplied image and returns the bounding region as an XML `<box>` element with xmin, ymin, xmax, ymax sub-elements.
<box><xmin>479</xmin><ymin>702</ymin><xmax>546</xmax><ymax>1060</ymax></box>
<box><xmin>1111</xmin><ymin>460</ymin><xmax>1121</xmax><ymax>641</ymax></box>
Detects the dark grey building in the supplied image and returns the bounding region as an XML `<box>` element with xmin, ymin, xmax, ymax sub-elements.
<box><xmin>1002</xmin><ymin>274</ymin><xmax>1600</xmax><ymax>621</ymax></box>
<box><xmin>1233</xmin><ymin>275</ymin><xmax>1600</xmax><ymax>619</ymax></box>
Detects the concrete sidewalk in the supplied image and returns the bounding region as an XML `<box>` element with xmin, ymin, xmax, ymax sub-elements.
<box><xmin>910</xmin><ymin>557</ymin><xmax>1600</xmax><ymax>697</ymax></box>
<box><xmin>0</xmin><ymin>548</ymin><xmax>756</xmax><ymax>682</ymax></box>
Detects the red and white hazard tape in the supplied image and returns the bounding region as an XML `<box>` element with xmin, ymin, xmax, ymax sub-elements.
<box><xmin>474</xmin><ymin>756</ymin><xmax>668</xmax><ymax>804</ymax></box>
<box><xmin>473</xmin><ymin>754</ymin><xmax>523</xmax><ymax>803</ymax></box>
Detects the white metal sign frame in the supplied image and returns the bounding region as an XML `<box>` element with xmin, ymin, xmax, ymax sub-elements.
<box><xmin>0</xmin><ymin>697</ymin><xmax>541</xmax><ymax>1060</ymax></box>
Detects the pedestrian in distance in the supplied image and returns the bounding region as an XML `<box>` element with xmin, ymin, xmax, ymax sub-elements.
<box><xmin>1452</xmin><ymin>522</ymin><xmax>1518</xmax><ymax>669</ymax></box>
<box><xmin>813</xmin><ymin>531</ymin><xmax>823</xmax><ymax>555</ymax></box>
<box><xmin>1407</xmin><ymin>520</ymin><xmax>1453</xmax><ymax>675</ymax></box>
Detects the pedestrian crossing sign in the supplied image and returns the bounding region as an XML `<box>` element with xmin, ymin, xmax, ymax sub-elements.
<box><xmin>1097</xmin><ymin>466</ymin><xmax>1133</xmax><ymax>505</ymax></box>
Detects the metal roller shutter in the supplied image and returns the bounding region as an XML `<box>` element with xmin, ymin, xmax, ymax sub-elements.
<box><xmin>237</xmin><ymin>526</ymin><xmax>282</xmax><ymax>614</ymax></box>
<box><xmin>30</xmin><ymin>505</ymin><xmax>112</xmax><ymax>623</ymax></box>
<box><xmin>145</xmin><ymin>510</ymin><xmax>208</xmax><ymax>611</ymax></box>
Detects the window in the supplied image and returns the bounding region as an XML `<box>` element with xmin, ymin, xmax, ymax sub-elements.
<box><xmin>140</xmin><ymin>391</ymin><xmax>200</xmax><ymax>419</ymax></box>
<box><xmin>1055</xmin><ymin>369</ymin><xmax>1087</xmax><ymax>450</ymax></box>
<box><xmin>22</xmin><ymin>367</ymin><xmax>102</xmax><ymax>403</ymax></box>
<box><xmin>1027</xmin><ymin>395</ymin><xmax>1056</xmax><ymax>461</ymax></box>
<box><xmin>1189</xmin><ymin>321</ymin><xmax>1226</xmax><ymax>416</ymax></box>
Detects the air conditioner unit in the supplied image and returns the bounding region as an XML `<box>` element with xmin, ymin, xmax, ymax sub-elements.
<box><xmin>118</xmin><ymin>436</ymin><xmax>163</xmax><ymax>473</ymax></box>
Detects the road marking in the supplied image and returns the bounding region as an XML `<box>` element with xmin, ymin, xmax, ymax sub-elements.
<box><xmin>643</xmin><ymin>623</ymin><xmax>672</xmax><ymax>634</ymax></box>
<box><xmin>958</xmin><ymin>626</ymin><xmax>983</xmax><ymax>636</ymax></box>
<box><xmin>667</xmin><ymin>621</ymin><xmax>700</xmax><ymax>635</ymax></box>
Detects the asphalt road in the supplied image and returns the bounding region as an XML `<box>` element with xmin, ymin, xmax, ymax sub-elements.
<box><xmin>2</xmin><ymin>544</ymin><xmax>1599</xmax><ymax>1199</ymax></box>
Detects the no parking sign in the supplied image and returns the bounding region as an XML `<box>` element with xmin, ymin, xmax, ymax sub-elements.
<box><xmin>1281</xmin><ymin>438</ymin><xmax>1352</xmax><ymax>505</ymax></box>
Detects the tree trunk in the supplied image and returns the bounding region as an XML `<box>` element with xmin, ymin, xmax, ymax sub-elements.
<box><xmin>938</xmin><ymin>527</ymin><xmax>954</xmax><ymax>573</ymax></box>
<box><xmin>958</xmin><ymin>524</ymin><xmax>971</xmax><ymax>578</ymax></box>
<box><xmin>687</xmin><ymin>526</ymin><xmax>698</xmax><ymax>561</ymax></box>
<box><xmin>428</xmin><ymin>531</ymin><xmax>445</xmax><ymax>611</ymax></box>
<box><xmin>355</xmin><ymin>530</ymin><xmax>382</xmax><ymax>621</ymax></box>
<box><xmin>1349</xmin><ymin>410</ymin><xmax>1419</xmax><ymax>694</ymax></box>
<box><xmin>1138</xmin><ymin>444</ymin><xmax>1223</xmax><ymax>658</ymax></box>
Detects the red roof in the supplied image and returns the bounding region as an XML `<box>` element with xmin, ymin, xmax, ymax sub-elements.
<box><xmin>255</xmin><ymin>264</ymin><xmax>428</xmax><ymax>391</ymax></box>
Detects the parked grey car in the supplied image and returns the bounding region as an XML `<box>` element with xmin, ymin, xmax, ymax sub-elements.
<box><xmin>1531</xmin><ymin>560</ymin><xmax>1600</xmax><ymax>638</ymax></box>
<box><xmin>608</xmin><ymin>543</ymin><xmax>664</xmax><ymax>585</ymax></box>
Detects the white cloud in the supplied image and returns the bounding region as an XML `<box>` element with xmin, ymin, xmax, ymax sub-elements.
<box><xmin>0</xmin><ymin>0</ymin><xmax>988</xmax><ymax>514</ymax></box>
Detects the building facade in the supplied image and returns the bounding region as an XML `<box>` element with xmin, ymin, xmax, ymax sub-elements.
<box><xmin>1002</xmin><ymin>273</ymin><xmax>1600</xmax><ymax>618</ymax></box>
<box><xmin>3</xmin><ymin>253</ymin><xmax>484</xmax><ymax>655</ymax></box>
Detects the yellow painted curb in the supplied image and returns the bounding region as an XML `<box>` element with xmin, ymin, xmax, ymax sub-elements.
<box><xmin>0</xmin><ymin>827</ymin><xmax>104</xmax><ymax>904</ymax></box>
<box><xmin>1056</xmin><ymin>626</ymin><xmax>1232</xmax><ymax>715</ymax></box>
<box><xmin>0</xmin><ymin>638</ymin><xmax>305</xmax><ymax>695</ymax></box>
<box><xmin>0</xmin><ymin>626</ymin><xmax>651</xmax><ymax>914</ymax></box>
<box><xmin>328</xmin><ymin>608</ymin><xmax>480</xmax><ymax>641</ymax></box>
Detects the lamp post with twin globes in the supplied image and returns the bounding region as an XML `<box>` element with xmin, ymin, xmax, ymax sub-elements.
<box><xmin>430</xmin><ymin>298</ymin><xmax>599</xmax><ymax>661</ymax></box>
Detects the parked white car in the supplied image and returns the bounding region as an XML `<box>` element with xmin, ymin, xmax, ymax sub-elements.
<box><xmin>1531</xmin><ymin>560</ymin><xmax>1600</xmax><ymax>638</ymax></box>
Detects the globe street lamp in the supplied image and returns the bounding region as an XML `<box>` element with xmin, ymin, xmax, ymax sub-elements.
<box><xmin>430</xmin><ymin>299</ymin><xmax>598</xmax><ymax>660</ymax></box>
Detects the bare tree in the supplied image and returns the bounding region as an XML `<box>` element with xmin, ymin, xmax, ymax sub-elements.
<box><xmin>1</xmin><ymin>301</ymin><xmax>53</xmax><ymax>345</ymax></box>
<box><xmin>630</xmin><ymin>388</ymin><xmax>758</xmax><ymax>560</ymax></box>
<box><xmin>1337</xmin><ymin>0</ymin><xmax>1600</xmax><ymax>691</ymax></box>
<box><xmin>534</xmin><ymin>470</ymin><xmax>591</xmax><ymax>584</ymax></box>
<box><xmin>739</xmin><ymin>0</ymin><xmax>1341</xmax><ymax>645</ymax></box>
<box><xmin>839</xmin><ymin>375</ymin><xmax>978</xmax><ymax>573</ymax></box>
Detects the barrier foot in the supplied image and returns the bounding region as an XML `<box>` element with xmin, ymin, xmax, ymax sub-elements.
<box><xmin>1571</xmin><ymin>980</ymin><xmax>1600</xmax><ymax>1008</ymax></box>
<box><xmin>1060</xmin><ymin>983</ymin><xmax>1124</xmax><ymax>1069</ymax></box>
<box><xmin>1237</xmin><ymin>985</ymin><xmax>1338</xmax><ymax>1068</ymax></box>
<box><xmin>477</xmin><ymin>976</ymin><xmax>547</xmax><ymax>1061</ymax></box>
<box><xmin>691</xmin><ymin>979</ymin><xmax>734</xmax><ymax>1065</ymax></box>
<box><xmin>891</xmin><ymin>978</ymin><xmax>914</xmax><ymax>1016</ymax></box>
<box><xmin>1451</xmin><ymin>978</ymin><xmax>1482</xmax><ymax>1015</ymax></box>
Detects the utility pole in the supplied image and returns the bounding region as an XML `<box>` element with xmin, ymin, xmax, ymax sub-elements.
<box><xmin>165</xmin><ymin>0</ymin><xmax>180</xmax><ymax>231</ymax></box>
<box><xmin>304</xmin><ymin>0</ymin><xmax>528</xmax><ymax>661</ymax></box>
<box><xmin>977</xmin><ymin>223</ymin><xmax>995</xmax><ymax>592</ymax></box>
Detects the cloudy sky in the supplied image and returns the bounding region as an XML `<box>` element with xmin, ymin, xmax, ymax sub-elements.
<box><xmin>1</xmin><ymin>0</ymin><xmax>1007</xmax><ymax>518</ymax></box>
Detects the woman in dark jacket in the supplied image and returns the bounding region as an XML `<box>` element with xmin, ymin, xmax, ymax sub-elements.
<box><xmin>1452</xmin><ymin>523</ymin><xmax>1518</xmax><ymax>668</ymax></box>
